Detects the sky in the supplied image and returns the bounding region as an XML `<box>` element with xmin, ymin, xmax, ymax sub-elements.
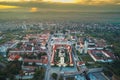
<box><xmin>0</xmin><ymin>0</ymin><xmax>120</xmax><ymax>23</ymax></box>
<box><xmin>43</xmin><ymin>0</ymin><xmax>120</xmax><ymax>4</ymax></box>
<box><xmin>0</xmin><ymin>0</ymin><xmax>120</xmax><ymax>5</ymax></box>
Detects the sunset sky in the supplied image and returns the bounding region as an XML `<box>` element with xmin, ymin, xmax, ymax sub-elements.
<box><xmin>0</xmin><ymin>0</ymin><xmax>120</xmax><ymax>5</ymax></box>
<box><xmin>0</xmin><ymin>0</ymin><xmax>120</xmax><ymax>23</ymax></box>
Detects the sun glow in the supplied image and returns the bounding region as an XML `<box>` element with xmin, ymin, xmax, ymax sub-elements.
<box><xmin>0</xmin><ymin>5</ymin><xmax>19</xmax><ymax>9</ymax></box>
<box><xmin>42</xmin><ymin>0</ymin><xmax>119</xmax><ymax>4</ymax></box>
<box><xmin>43</xmin><ymin>0</ymin><xmax>77</xmax><ymax>3</ymax></box>
<box><xmin>30</xmin><ymin>7</ymin><xmax>38</xmax><ymax>12</ymax></box>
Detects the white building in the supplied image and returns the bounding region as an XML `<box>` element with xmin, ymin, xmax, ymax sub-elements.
<box><xmin>84</xmin><ymin>41</ymin><xmax>88</xmax><ymax>54</ymax></box>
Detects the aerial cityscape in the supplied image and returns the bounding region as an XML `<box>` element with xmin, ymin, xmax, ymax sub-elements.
<box><xmin>0</xmin><ymin>0</ymin><xmax>120</xmax><ymax>80</ymax></box>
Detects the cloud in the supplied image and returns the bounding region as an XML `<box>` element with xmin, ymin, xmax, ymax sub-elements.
<box><xmin>76</xmin><ymin>0</ymin><xmax>120</xmax><ymax>5</ymax></box>
<box><xmin>42</xmin><ymin>0</ymin><xmax>120</xmax><ymax>4</ymax></box>
<box><xmin>0</xmin><ymin>0</ymin><xmax>120</xmax><ymax>5</ymax></box>
<box><xmin>0</xmin><ymin>5</ymin><xmax>19</xmax><ymax>9</ymax></box>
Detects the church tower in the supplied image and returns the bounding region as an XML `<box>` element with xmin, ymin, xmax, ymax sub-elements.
<box><xmin>84</xmin><ymin>40</ymin><xmax>88</xmax><ymax>54</ymax></box>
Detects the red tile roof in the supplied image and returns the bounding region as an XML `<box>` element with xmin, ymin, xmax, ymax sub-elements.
<box><xmin>103</xmin><ymin>50</ymin><xmax>115</xmax><ymax>59</ymax></box>
<box><xmin>24</xmin><ymin>59</ymin><xmax>42</xmax><ymax>63</ymax></box>
<box><xmin>77</xmin><ymin>61</ymin><xmax>85</xmax><ymax>65</ymax></box>
<box><xmin>8</xmin><ymin>55</ymin><xmax>21</xmax><ymax>61</ymax></box>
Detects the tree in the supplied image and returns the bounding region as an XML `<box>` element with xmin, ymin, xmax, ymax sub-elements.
<box><xmin>52</xmin><ymin>73</ymin><xmax>58</xmax><ymax>80</ymax></box>
<box><xmin>0</xmin><ymin>69</ymin><xmax>6</xmax><ymax>80</ymax></box>
<box><xmin>66</xmin><ymin>77</ymin><xmax>75</xmax><ymax>80</ymax></box>
<box><xmin>19</xmin><ymin>70</ymin><xmax>24</xmax><ymax>80</ymax></box>
<box><xmin>0</xmin><ymin>60</ymin><xmax>22</xmax><ymax>80</ymax></box>
<box><xmin>32</xmin><ymin>62</ymin><xmax>36</xmax><ymax>66</ymax></box>
<box><xmin>33</xmin><ymin>67</ymin><xmax>45</xmax><ymax>80</ymax></box>
<box><xmin>59</xmin><ymin>75</ymin><xmax>63</xmax><ymax>80</ymax></box>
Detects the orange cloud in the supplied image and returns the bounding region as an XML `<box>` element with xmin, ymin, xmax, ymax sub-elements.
<box><xmin>0</xmin><ymin>0</ymin><xmax>20</xmax><ymax>2</ymax></box>
<box><xmin>89</xmin><ymin>0</ymin><xmax>116</xmax><ymax>4</ymax></box>
<box><xmin>0</xmin><ymin>0</ymin><xmax>120</xmax><ymax>5</ymax></box>
<box><xmin>43</xmin><ymin>0</ymin><xmax>120</xmax><ymax>4</ymax></box>
<box><xmin>0</xmin><ymin>5</ymin><xmax>19</xmax><ymax>9</ymax></box>
<box><xmin>76</xmin><ymin>0</ymin><xmax>118</xmax><ymax>4</ymax></box>
<box><xmin>43</xmin><ymin>0</ymin><xmax>77</xmax><ymax>3</ymax></box>
<box><xmin>30</xmin><ymin>7</ymin><xmax>38</xmax><ymax>12</ymax></box>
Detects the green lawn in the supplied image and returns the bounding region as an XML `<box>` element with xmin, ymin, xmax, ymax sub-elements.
<box><xmin>80</xmin><ymin>54</ymin><xmax>94</xmax><ymax>62</ymax></box>
<box><xmin>76</xmin><ymin>50</ymin><xmax>94</xmax><ymax>62</ymax></box>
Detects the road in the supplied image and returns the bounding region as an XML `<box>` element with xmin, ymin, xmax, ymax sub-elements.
<box><xmin>45</xmin><ymin>54</ymin><xmax>51</xmax><ymax>80</ymax></box>
<box><xmin>45</xmin><ymin>36</ymin><xmax>52</xmax><ymax>80</ymax></box>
